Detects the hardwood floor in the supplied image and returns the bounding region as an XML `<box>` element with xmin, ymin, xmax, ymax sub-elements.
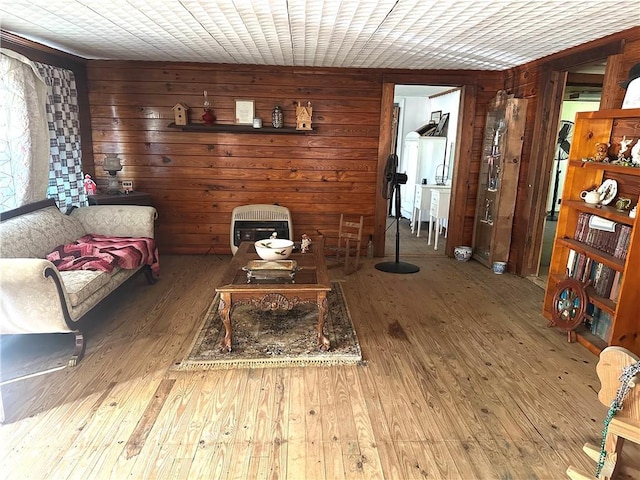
<box><xmin>1</xmin><ymin>252</ymin><xmax>638</xmax><ymax>479</ymax></box>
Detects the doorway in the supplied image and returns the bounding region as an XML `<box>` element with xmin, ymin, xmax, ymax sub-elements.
<box><xmin>530</xmin><ymin>61</ymin><xmax>605</xmax><ymax>289</ymax></box>
<box><xmin>386</xmin><ymin>85</ymin><xmax>461</xmax><ymax>257</ymax></box>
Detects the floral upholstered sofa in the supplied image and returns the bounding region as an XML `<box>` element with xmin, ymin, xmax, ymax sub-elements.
<box><xmin>0</xmin><ymin>198</ymin><xmax>158</xmax><ymax>367</ymax></box>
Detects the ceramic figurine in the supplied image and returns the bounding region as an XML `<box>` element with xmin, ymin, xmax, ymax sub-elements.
<box><xmin>619</xmin><ymin>136</ymin><xmax>632</xmax><ymax>161</ymax></box>
<box><xmin>594</xmin><ymin>142</ymin><xmax>610</xmax><ymax>162</ymax></box>
<box><xmin>301</xmin><ymin>233</ymin><xmax>312</xmax><ymax>253</ymax></box>
<box><xmin>631</xmin><ymin>140</ymin><xmax>640</xmax><ymax>166</ymax></box>
<box><xmin>84</xmin><ymin>174</ymin><xmax>97</xmax><ymax>195</ymax></box>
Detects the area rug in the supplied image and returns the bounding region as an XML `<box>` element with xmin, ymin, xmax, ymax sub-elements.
<box><xmin>174</xmin><ymin>282</ymin><xmax>363</xmax><ymax>370</ymax></box>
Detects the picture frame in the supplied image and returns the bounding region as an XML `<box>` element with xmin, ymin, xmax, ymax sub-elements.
<box><xmin>434</xmin><ymin>112</ymin><xmax>450</xmax><ymax>136</ymax></box>
<box><xmin>430</xmin><ymin>110</ymin><xmax>442</xmax><ymax>123</ymax></box>
<box><xmin>235</xmin><ymin>99</ymin><xmax>255</xmax><ymax>125</ymax></box>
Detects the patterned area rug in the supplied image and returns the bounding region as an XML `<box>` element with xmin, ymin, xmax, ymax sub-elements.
<box><xmin>174</xmin><ymin>282</ymin><xmax>362</xmax><ymax>370</ymax></box>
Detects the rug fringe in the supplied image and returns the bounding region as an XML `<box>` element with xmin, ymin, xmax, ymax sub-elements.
<box><xmin>173</xmin><ymin>282</ymin><xmax>363</xmax><ymax>370</ymax></box>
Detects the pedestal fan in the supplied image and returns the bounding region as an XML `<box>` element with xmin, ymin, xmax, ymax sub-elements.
<box><xmin>548</xmin><ymin>120</ymin><xmax>573</xmax><ymax>220</ymax></box>
<box><xmin>375</xmin><ymin>153</ymin><xmax>420</xmax><ymax>274</ymax></box>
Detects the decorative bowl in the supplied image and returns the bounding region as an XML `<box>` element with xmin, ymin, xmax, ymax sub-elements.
<box><xmin>453</xmin><ymin>245</ymin><xmax>473</xmax><ymax>262</ymax></box>
<box><xmin>492</xmin><ymin>261</ymin><xmax>507</xmax><ymax>274</ymax></box>
<box><xmin>254</xmin><ymin>238</ymin><xmax>294</xmax><ymax>260</ymax></box>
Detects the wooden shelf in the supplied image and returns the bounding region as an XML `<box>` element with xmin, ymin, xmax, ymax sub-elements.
<box><xmin>543</xmin><ymin>108</ymin><xmax>640</xmax><ymax>356</ymax></box>
<box><xmin>556</xmin><ymin>237</ymin><xmax>626</xmax><ymax>272</ymax></box>
<box><xmin>168</xmin><ymin>123</ymin><xmax>312</xmax><ymax>134</ymax></box>
<box><xmin>561</xmin><ymin>200</ymin><xmax>636</xmax><ymax>226</ymax></box>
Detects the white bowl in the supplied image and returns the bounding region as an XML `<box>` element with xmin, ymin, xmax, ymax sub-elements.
<box><xmin>454</xmin><ymin>245</ymin><xmax>472</xmax><ymax>262</ymax></box>
<box><xmin>254</xmin><ymin>238</ymin><xmax>294</xmax><ymax>260</ymax></box>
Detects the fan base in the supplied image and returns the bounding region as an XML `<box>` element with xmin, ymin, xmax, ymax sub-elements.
<box><xmin>375</xmin><ymin>261</ymin><xmax>420</xmax><ymax>274</ymax></box>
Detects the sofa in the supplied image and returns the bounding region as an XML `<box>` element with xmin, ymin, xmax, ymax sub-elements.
<box><xmin>0</xmin><ymin>198</ymin><xmax>158</xmax><ymax>367</ymax></box>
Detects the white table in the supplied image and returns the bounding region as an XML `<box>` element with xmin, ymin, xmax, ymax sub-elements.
<box><xmin>411</xmin><ymin>184</ymin><xmax>451</xmax><ymax>237</ymax></box>
<box><xmin>428</xmin><ymin>189</ymin><xmax>451</xmax><ymax>250</ymax></box>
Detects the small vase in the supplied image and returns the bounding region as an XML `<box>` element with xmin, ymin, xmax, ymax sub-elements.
<box><xmin>272</xmin><ymin>105</ymin><xmax>283</xmax><ymax>128</ymax></box>
<box><xmin>202</xmin><ymin>108</ymin><xmax>216</xmax><ymax>125</ymax></box>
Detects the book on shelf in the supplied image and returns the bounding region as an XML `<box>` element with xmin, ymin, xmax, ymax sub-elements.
<box><xmin>587</xmin><ymin>306</ymin><xmax>612</xmax><ymax>342</ymax></box>
<box><xmin>565</xmin><ymin>251</ymin><xmax>618</xmax><ymax>299</ymax></box>
<box><xmin>608</xmin><ymin>271</ymin><xmax>622</xmax><ymax>302</ymax></box>
<box><xmin>573</xmin><ymin>212</ymin><xmax>631</xmax><ymax>259</ymax></box>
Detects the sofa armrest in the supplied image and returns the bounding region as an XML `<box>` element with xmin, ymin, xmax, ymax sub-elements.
<box><xmin>0</xmin><ymin>258</ymin><xmax>74</xmax><ymax>334</ymax></box>
<box><xmin>70</xmin><ymin>205</ymin><xmax>157</xmax><ymax>238</ymax></box>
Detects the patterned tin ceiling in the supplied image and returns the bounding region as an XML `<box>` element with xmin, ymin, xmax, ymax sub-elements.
<box><xmin>2</xmin><ymin>0</ymin><xmax>639</xmax><ymax>70</ymax></box>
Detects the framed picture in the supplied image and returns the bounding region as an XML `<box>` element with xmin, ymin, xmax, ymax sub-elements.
<box><xmin>430</xmin><ymin>110</ymin><xmax>442</xmax><ymax>123</ymax></box>
<box><xmin>434</xmin><ymin>112</ymin><xmax>450</xmax><ymax>136</ymax></box>
<box><xmin>235</xmin><ymin>99</ymin><xmax>255</xmax><ymax>125</ymax></box>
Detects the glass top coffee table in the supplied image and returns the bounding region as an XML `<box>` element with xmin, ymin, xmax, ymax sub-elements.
<box><xmin>216</xmin><ymin>237</ymin><xmax>331</xmax><ymax>353</ymax></box>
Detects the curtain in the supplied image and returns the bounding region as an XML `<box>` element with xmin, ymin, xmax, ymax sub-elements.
<box><xmin>0</xmin><ymin>49</ymin><xmax>50</xmax><ymax>211</ymax></box>
<box><xmin>35</xmin><ymin>62</ymin><xmax>86</xmax><ymax>210</ymax></box>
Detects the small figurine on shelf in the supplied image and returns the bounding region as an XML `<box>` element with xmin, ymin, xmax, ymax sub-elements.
<box><xmin>83</xmin><ymin>174</ymin><xmax>97</xmax><ymax>195</ymax></box>
<box><xmin>618</xmin><ymin>136</ymin><xmax>632</xmax><ymax>162</ymax></box>
<box><xmin>594</xmin><ymin>142</ymin><xmax>610</xmax><ymax>162</ymax></box>
<box><xmin>301</xmin><ymin>233</ymin><xmax>312</xmax><ymax>253</ymax></box>
<box><xmin>630</xmin><ymin>140</ymin><xmax>640</xmax><ymax>166</ymax></box>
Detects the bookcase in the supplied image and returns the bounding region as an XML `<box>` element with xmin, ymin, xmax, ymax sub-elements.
<box><xmin>543</xmin><ymin>108</ymin><xmax>640</xmax><ymax>357</ymax></box>
<box><xmin>472</xmin><ymin>91</ymin><xmax>528</xmax><ymax>268</ymax></box>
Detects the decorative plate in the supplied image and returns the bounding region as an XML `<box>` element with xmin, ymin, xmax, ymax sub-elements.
<box><xmin>597</xmin><ymin>179</ymin><xmax>618</xmax><ymax>205</ymax></box>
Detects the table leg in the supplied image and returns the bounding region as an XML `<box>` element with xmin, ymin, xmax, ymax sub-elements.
<box><xmin>218</xmin><ymin>293</ymin><xmax>232</xmax><ymax>352</ymax></box>
<box><xmin>428</xmin><ymin>214</ymin><xmax>433</xmax><ymax>245</ymax></box>
<box><xmin>316</xmin><ymin>293</ymin><xmax>330</xmax><ymax>351</ymax></box>
<box><xmin>434</xmin><ymin>217</ymin><xmax>440</xmax><ymax>250</ymax></box>
<box><xmin>417</xmin><ymin>208</ymin><xmax>422</xmax><ymax>237</ymax></box>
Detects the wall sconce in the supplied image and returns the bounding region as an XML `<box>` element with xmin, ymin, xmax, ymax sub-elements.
<box><xmin>103</xmin><ymin>154</ymin><xmax>123</xmax><ymax>194</ymax></box>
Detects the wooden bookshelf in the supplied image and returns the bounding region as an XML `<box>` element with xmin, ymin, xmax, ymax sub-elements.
<box><xmin>543</xmin><ymin>108</ymin><xmax>640</xmax><ymax>356</ymax></box>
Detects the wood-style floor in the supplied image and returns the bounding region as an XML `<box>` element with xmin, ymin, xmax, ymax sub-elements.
<box><xmin>1</xmin><ymin>237</ymin><xmax>638</xmax><ymax>478</ymax></box>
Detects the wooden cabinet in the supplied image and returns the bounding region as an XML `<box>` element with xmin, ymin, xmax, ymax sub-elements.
<box><xmin>472</xmin><ymin>91</ymin><xmax>528</xmax><ymax>268</ymax></box>
<box><xmin>411</xmin><ymin>184</ymin><xmax>451</xmax><ymax>237</ymax></box>
<box><xmin>88</xmin><ymin>191</ymin><xmax>153</xmax><ymax>206</ymax></box>
<box><xmin>543</xmin><ymin>108</ymin><xmax>640</xmax><ymax>356</ymax></box>
<box><xmin>428</xmin><ymin>189</ymin><xmax>451</xmax><ymax>250</ymax></box>
<box><xmin>400</xmin><ymin>133</ymin><xmax>447</xmax><ymax>219</ymax></box>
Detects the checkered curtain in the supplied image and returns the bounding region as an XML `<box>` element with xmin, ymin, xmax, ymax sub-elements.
<box><xmin>35</xmin><ymin>62</ymin><xmax>87</xmax><ymax>209</ymax></box>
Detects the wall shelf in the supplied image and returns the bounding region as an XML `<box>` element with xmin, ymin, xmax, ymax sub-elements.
<box><xmin>168</xmin><ymin>123</ymin><xmax>312</xmax><ymax>134</ymax></box>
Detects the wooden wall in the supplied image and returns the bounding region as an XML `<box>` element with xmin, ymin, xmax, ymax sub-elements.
<box><xmin>86</xmin><ymin>62</ymin><xmax>502</xmax><ymax>255</ymax></box>
<box><xmin>87</xmin><ymin>63</ymin><xmax>385</xmax><ymax>254</ymax></box>
<box><xmin>503</xmin><ymin>26</ymin><xmax>640</xmax><ymax>276</ymax></box>
<box><xmin>9</xmin><ymin>26</ymin><xmax>637</xmax><ymax>264</ymax></box>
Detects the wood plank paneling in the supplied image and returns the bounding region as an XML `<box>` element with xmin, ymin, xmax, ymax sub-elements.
<box><xmin>86</xmin><ymin>61</ymin><xmax>503</xmax><ymax>255</ymax></box>
<box><xmin>87</xmin><ymin>62</ymin><xmax>385</xmax><ymax>254</ymax></box>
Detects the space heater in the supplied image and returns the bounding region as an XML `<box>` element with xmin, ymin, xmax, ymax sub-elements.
<box><xmin>230</xmin><ymin>204</ymin><xmax>293</xmax><ymax>254</ymax></box>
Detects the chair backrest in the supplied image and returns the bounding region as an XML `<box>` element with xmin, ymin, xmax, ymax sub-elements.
<box><xmin>338</xmin><ymin>214</ymin><xmax>364</xmax><ymax>246</ymax></box>
<box><xmin>596</xmin><ymin>346</ymin><xmax>640</xmax><ymax>421</ymax></box>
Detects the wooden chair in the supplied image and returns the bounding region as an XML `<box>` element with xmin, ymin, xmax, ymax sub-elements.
<box><xmin>318</xmin><ymin>215</ymin><xmax>364</xmax><ymax>275</ymax></box>
<box><xmin>566</xmin><ymin>346</ymin><xmax>640</xmax><ymax>479</ymax></box>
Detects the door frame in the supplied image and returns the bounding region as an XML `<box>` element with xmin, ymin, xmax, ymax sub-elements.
<box><xmin>374</xmin><ymin>83</ymin><xmax>475</xmax><ymax>257</ymax></box>
<box><xmin>518</xmin><ymin>41</ymin><xmax>625</xmax><ymax>277</ymax></box>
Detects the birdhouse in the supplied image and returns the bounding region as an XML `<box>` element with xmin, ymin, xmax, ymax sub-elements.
<box><xmin>296</xmin><ymin>101</ymin><xmax>313</xmax><ymax>131</ymax></box>
<box><xmin>172</xmin><ymin>103</ymin><xmax>189</xmax><ymax>126</ymax></box>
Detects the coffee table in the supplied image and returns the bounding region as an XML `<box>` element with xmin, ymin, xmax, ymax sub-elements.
<box><xmin>216</xmin><ymin>237</ymin><xmax>331</xmax><ymax>353</ymax></box>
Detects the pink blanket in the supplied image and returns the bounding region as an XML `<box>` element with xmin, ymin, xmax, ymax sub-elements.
<box><xmin>47</xmin><ymin>234</ymin><xmax>159</xmax><ymax>275</ymax></box>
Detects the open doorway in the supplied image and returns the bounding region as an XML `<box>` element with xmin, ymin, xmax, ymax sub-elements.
<box><xmin>530</xmin><ymin>61</ymin><xmax>605</xmax><ymax>288</ymax></box>
<box><xmin>386</xmin><ymin>85</ymin><xmax>461</xmax><ymax>257</ymax></box>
